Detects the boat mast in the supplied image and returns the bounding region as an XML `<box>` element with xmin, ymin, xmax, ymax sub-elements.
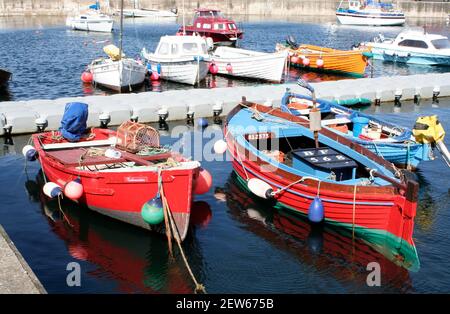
<box><xmin>119</xmin><ymin>0</ymin><xmax>124</xmax><ymax>60</ymax></box>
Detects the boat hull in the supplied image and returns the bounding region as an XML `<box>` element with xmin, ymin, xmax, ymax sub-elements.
<box><xmin>369</xmin><ymin>47</ymin><xmax>450</xmax><ymax>66</ymax></box>
<box><xmin>146</xmin><ymin>59</ymin><xmax>209</xmax><ymax>85</ymax></box>
<box><xmin>277</xmin><ymin>44</ymin><xmax>368</xmax><ymax>77</ymax></box>
<box><xmin>212</xmin><ymin>47</ymin><xmax>288</xmax><ymax>82</ymax></box>
<box><xmin>183</xmin><ymin>28</ymin><xmax>243</xmax><ymax>47</ymax></box>
<box><xmin>66</xmin><ymin>18</ymin><xmax>113</xmax><ymax>33</ymax></box>
<box><xmin>90</xmin><ymin>59</ymin><xmax>147</xmax><ymax>92</ymax></box>
<box><xmin>336</xmin><ymin>13</ymin><xmax>405</xmax><ymax>26</ymax></box>
<box><xmin>225</xmin><ymin>104</ymin><xmax>418</xmax><ymax>249</ymax></box>
<box><xmin>32</xmin><ymin>131</ymin><xmax>199</xmax><ymax>241</ymax></box>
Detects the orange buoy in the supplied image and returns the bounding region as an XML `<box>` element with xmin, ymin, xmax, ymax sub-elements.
<box><xmin>194</xmin><ymin>168</ymin><xmax>212</xmax><ymax>194</ymax></box>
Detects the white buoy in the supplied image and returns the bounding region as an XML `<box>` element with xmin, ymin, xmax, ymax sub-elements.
<box><xmin>213</xmin><ymin>139</ymin><xmax>227</xmax><ymax>154</ymax></box>
<box><xmin>247</xmin><ymin>178</ymin><xmax>274</xmax><ymax>199</ymax></box>
<box><xmin>35</xmin><ymin>117</ymin><xmax>48</xmax><ymax>132</ymax></box>
<box><xmin>43</xmin><ymin>182</ymin><xmax>62</xmax><ymax>198</ymax></box>
<box><xmin>22</xmin><ymin>145</ymin><xmax>37</xmax><ymax>161</ymax></box>
<box><xmin>99</xmin><ymin>112</ymin><xmax>111</xmax><ymax>128</ymax></box>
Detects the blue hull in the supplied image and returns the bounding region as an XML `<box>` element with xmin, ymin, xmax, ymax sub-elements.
<box><xmin>371</xmin><ymin>48</ymin><xmax>450</xmax><ymax>66</ymax></box>
<box><xmin>281</xmin><ymin>92</ymin><xmax>431</xmax><ymax>168</ymax></box>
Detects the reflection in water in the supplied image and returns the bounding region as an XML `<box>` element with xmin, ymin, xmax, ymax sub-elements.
<box><xmin>223</xmin><ymin>173</ymin><xmax>418</xmax><ymax>292</ymax></box>
<box><xmin>25</xmin><ymin>171</ymin><xmax>208</xmax><ymax>294</ymax></box>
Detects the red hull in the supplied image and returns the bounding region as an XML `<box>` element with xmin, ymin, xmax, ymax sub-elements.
<box><xmin>32</xmin><ymin>128</ymin><xmax>200</xmax><ymax>240</ymax></box>
<box><xmin>225</xmin><ymin>104</ymin><xmax>418</xmax><ymax>249</ymax></box>
<box><xmin>182</xmin><ymin>27</ymin><xmax>243</xmax><ymax>46</ymax></box>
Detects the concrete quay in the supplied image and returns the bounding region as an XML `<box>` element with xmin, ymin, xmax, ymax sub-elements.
<box><xmin>1</xmin><ymin>72</ymin><xmax>449</xmax><ymax>136</ymax></box>
<box><xmin>0</xmin><ymin>225</ymin><xmax>46</xmax><ymax>294</ymax></box>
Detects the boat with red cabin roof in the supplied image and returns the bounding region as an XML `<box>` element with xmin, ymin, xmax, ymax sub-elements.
<box><xmin>179</xmin><ymin>9</ymin><xmax>243</xmax><ymax>46</ymax></box>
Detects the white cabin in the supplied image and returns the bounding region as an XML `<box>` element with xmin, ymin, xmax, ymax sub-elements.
<box><xmin>152</xmin><ymin>35</ymin><xmax>210</xmax><ymax>59</ymax></box>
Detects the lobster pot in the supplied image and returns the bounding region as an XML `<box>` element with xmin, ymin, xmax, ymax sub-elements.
<box><xmin>116</xmin><ymin>121</ymin><xmax>160</xmax><ymax>153</ymax></box>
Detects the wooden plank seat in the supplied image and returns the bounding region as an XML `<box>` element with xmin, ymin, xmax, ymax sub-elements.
<box><xmin>45</xmin><ymin>146</ymin><xmax>173</xmax><ymax>168</ymax></box>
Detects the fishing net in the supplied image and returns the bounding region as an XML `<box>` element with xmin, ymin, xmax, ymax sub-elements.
<box><xmin>116</xmin><ymin>121</ymin><xmax>160</xmax><ymax>153</ymax></box>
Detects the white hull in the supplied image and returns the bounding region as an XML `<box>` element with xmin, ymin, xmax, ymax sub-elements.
<box><xmin>336</xmin><ymin>14</ymin><xmax>405</xmax><ymax>26</ymax></box>
<box><xmin>146</xmin><ymin>58</ymin><xmax>209</xmax><ymax>85</ymax></box>
<box><xmin>122</xmin><ymin>9</ymin><xmax>177</xmax><ymax>18</ymax></box>
<box><xmin>66</xmin><ymin>17</ymin><xmax>113</xmax><ymax>33</ymax></box>
<box><xmin>212</xmin><ymin>47</ymin><xmax>288</xmax><ymax>82</ymax></box>
<box><xmin>89</xmin><ymin>58</ymin><xmax>147</xmax><ymax>91</ymax></box>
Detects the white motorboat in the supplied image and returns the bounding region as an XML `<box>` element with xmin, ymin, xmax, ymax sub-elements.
<box><xmin>88</xmin><ymin>1</ymin><xmax>146</xmax><ymax>92</ymax></box>
<box><xmin>210</xmin><ymin>47</ymin><xmax>288</xmax><ymax>82</ymax></box>
<box><xmin>360</xmin><ymin>29</ymin><xmax>450</xmax><ymax>66</ymax></box>
<box><xmin>121</xmin><ymin>0</ymin><xmax>177</xmax><ymax>18</ymax></box>
<box><xmin>336</xmin><ymin>0</ymin><xmax>405</xmax><ymax>26</ymax></box>
<box><xmin>122</xmin><ymin>8</ymin><xmax>178</xmax><ymax>18</ymax></box>
<box><xmin>141</xmin><ymin>35</ymin><xmax>210</xmax><ymax>85</ymax></box>
<box><xmin>66</xmin><ymin>2</ymin><xmax>113</xmax><ymax>33</ymax></box>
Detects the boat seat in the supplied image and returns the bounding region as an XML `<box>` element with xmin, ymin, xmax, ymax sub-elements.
<box><xmin>45</xmin><ymin>147</ymin><xmax>172</xmax><ymax>167</ymax></box>
<box><xmin>321</xmin><ymin>117</ymin><xmax>351</xmax><ymax>126</ymax></box>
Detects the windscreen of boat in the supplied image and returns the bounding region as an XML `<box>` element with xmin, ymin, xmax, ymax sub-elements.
<box><xmin>182</xmin><ymin>42</ymin><xmax>207</xmax><ymax>55</ymax></box>
<box><xmin>398</xmin><ymin>39</ymin><xmax>428</xmax><ymax>49</ymax></box>
<box><xmin>432</xmin><ymin>38</ymin><xmax>450</xmax><ymax>49</ymax></box>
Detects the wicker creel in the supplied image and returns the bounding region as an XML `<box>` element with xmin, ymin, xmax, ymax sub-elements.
<box><xmin>115</xmin><ymin>121</ymin><xmax>160</xmax><ymax>153</ymax></box>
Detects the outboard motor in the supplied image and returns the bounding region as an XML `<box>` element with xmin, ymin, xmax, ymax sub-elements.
<box><xmin>60</xmin><ymin>102</ymin><xmax>89</xmax><ymax>142</ymax></box>
<box><xmin>286</xmin><ymin>35</ymin><xmax>299</xmax><ymax>49</ymax></box>
<box><xmin>413</xmin><ymin>115</ymin><xmax>450</xmax><ymax>167</ymax></box>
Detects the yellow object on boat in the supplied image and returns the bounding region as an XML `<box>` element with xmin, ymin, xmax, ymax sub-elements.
<box><xmin>276</xmin><ymin>43</ymin><xmax>369</xmax><ymax>77</ymax></box>
<box><xmin>413</xmin><ymin>115</ymin><xmax>445</xmax><ymax>144</ymax></box>
<box><xmin>103</xmin><ymin>44</ymin><xmax>124</xmax><ymax>61</ymax></box>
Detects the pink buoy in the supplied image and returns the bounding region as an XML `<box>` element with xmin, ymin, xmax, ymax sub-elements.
<box><xmin>64</xmin><ymin>178</ymin><xmax>84</xmax><ymax>200</ymax></box>
<box><xmin>290</xmin><ymin>55</ymin><xmax>299</xmax><ymax>64</ymax></box>
<box><xmin>302</xmin><ymin>57</ymin><xmax>310</xmax><ymax>66</ymax></box>
<box><xmin>226</xmin><ymin>63</ymin><xmax>233</xmax><ymax>73</ymax></box>
<box><xmin>209</xmin><ymin>63</ymin><xmax>219</xmax><ymax>75</ymax></box>
<box><xmin>194</xmin><ymin>168</ymin><xmax>212</xmax><ymax>195</ymax></box>
<box><xmin>316</xmin><ymin>58</ymin><xmax>324</xmax><ymax>68</ymax></box>
<box><xmin>150</xmin><ymin>71</ymin><xmax>160</xmax><ymax>81</ymax></box>
<box><xmin>81</xmin><ymin>71</ymin><xmax>93</xmax><ymax>83</ymax></box>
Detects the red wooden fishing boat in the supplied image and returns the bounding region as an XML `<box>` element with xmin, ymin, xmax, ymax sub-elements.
<box><xmin>26</xmin><ymin>104</ymin><xmax>211</xmax><ymax>241</ymax></box>
<box><xmin>222</xmin><ymin>98</ymin><xmax>419</xmax><ymax>254</ymax></box>
<box><xmin>179</xmin><ymin>9</ymin><xmax>243</xmax><ymax>46</ymax></box>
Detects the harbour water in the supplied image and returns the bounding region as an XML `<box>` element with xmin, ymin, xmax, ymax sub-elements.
<box><xmin>1</xmin><ymin>15</ymin><xmax>449</xmax><ymax>101</ymax></box>
<box><xmin>0</xmin><ymin>97</ymin><xmax>449</xmax><ymax>293</ymax></box>
<box><xmin>1</xmin><ymin>15</ymin><xmax>450</xmax><ymax>293</ymax></box>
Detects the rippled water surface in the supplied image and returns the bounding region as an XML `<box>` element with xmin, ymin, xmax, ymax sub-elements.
<box><xmin>1</xmin><ymin>15</ymin><xmax>449</xmax><ymax>101</ymax></box>
<box><xmin>0</xmin><ymin>97</ymin><xmax>449</xmax><ymax>293</ymax></box>
<box><xmin>0</xmin><ymin>15</ymin><xmax>450</xmax><ymax>293</ymax></box>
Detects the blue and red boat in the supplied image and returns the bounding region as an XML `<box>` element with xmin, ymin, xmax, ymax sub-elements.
<box><xmin>280</xmin><ymin>89</ymin><xmax>440</xmax><ymax>169</ymax></box>
<box><xmin>223</xmin><ymin>98</ymin><xmax>419</xmax><ymax>254</ymax></box>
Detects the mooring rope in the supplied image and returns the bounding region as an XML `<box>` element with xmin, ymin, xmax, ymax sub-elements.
<box><xmin>160</xmin><ymin>185</ymin><xmax>207</xmax><ymax>294</ymax></box>
<box><xmin>57</xmin><ymin>194</ymin><xmax>73</xmax><ymax>227</ymax></box>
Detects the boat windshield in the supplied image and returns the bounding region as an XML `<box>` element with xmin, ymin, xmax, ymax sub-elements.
<box><xmin>196</xmin><ymin>10</ymin><xmax>224</xmax><ymax>18</ymax></box>
<box><xmin>432</xmin><ymin>38</ymin><xmax>450</xmax><ymax>49</ymax></box>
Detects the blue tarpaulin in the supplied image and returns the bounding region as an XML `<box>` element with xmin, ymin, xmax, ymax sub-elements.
<box><xmin>60</xmin><ymin>102</ymin><xmax>89</xmax><ymax>142</ymax></box>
